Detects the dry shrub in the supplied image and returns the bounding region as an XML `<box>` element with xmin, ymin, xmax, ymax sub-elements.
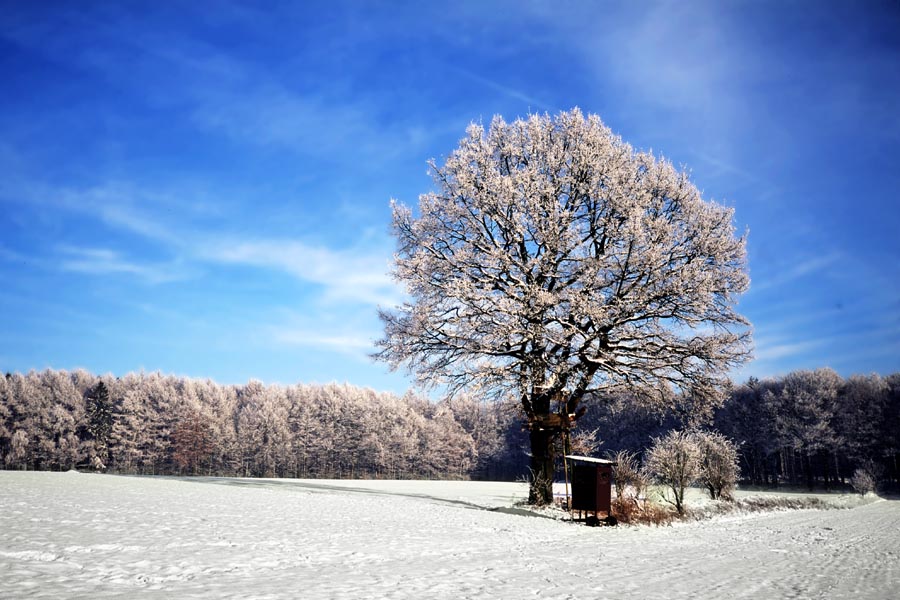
<box><xmin>736</xmin><ymin>496</ymin><xmax>830</xmax><ymax>512</ymax></box>
<box><xmin>684</xmin><ymin>495</ymin><xmax>835</xmax><ymax>521</ymax></box>
<box><xmin>611</xmin><ymin>497</ymin><xmax>678</xmax><ymax>526</ymax></box>
<box><xmin>613</xmin><ymin>494</ymin><xmax>834</xmax><ymax>526</ymax></box>
<box><xmin>850</xmin><ymin>469</ymin><xmax>876</xmax><ymax>496</ymax></box>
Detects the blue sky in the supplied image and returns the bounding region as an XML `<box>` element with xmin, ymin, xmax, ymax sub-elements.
<box><xmin>1</xmin><ymin>0</ymin><xmax>898</xmax><ymax>394</ymax></box>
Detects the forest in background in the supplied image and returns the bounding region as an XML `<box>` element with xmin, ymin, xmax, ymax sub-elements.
<box><xmin>1</xmin><ymin>368</ymin><xmax>898</xmax><ymax>489</ymax></box>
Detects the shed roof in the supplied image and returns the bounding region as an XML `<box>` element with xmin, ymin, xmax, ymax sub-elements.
<box><xmin>564</xmin><ymin>455</ymin><xmax>614</xmax><ymax>465</ymax></box>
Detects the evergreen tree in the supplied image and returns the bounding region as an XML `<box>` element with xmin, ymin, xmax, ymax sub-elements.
<box><xmin>85</xmin><ymin>381</ymin><xmax>113</xmax><ymax>470</ymax></box>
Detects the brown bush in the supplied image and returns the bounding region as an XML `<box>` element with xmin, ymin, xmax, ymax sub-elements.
<box><xmin>611</xmin><ymin>497</ymin><xmax>678</xmax><ymax>526</ymax></box>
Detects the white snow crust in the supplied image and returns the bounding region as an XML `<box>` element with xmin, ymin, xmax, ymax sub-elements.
<box><xmin>1</xmin><ymin>471</ymin><xmax>897</xmax><ymax>599</ymax></box>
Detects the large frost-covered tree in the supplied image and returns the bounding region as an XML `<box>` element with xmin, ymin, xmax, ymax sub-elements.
<box><xmin>377</xmin><ymin>109</ymin><xmax>751</xmax><ymax>504</ymax></box>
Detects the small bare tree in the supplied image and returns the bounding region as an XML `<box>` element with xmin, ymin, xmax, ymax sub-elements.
<box><xmin>693</xmin><ymin>431</ymin><xmax>740</xmax><ymax>500</ymax></box>
<box><xmin>609</xmin><ymin>449</ymin><xmax>643</xmax><ymax>502</ymax></box>
<box><xmin>607</xmin><ymin>450</ymin><xmax>652</xmax><ymax>523</ymax></box>
<box><xmin>850</xmin><ymin>468</ymin><xmax>876</xmax><ymax>496</ymax></box>
<box><xmin>850</xmin><ymin>459</ymin><xmax>882</xmax><ymax>496</ymax></box>
<box><xmin>646</xmin><ymin>430</ymin><xmax>702</xmax><ymax>515</ymax></box>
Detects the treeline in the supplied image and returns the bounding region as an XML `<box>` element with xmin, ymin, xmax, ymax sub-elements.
<box><xmin>0</xmin><ymin>370</ymin><xmax>521</xmax><ymax>479</ymax></box>
<box><xmin>1</xmin><ymin>368</ymin><xmax>898</xmax><ymax>489</ymax></box>
<box><xmin>580</xmin><ymin>368</ymin><xmax>900</xmax><ymax>490</ymax></box>
<box><xmin>715</xmin><ymin>370</ymin><xmax>900</xmax><ymax>489</ymax></box>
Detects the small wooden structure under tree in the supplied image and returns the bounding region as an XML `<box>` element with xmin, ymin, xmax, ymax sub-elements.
<box><xmin>566</xmin><ymin>455</ymin><xmax>615</xmax><ymax>524</ymax></box>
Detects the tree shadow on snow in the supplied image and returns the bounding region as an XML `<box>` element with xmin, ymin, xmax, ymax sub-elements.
<box><xmin>179</xmin><ymin>476</ymin><xmax>554</xmax><ymax>517</ymax></box>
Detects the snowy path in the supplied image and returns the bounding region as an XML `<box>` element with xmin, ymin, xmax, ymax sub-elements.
<box><xmin>1</xmin><ymin>472</ymin><xmax>897</xmax><ymax>599</ymax></box>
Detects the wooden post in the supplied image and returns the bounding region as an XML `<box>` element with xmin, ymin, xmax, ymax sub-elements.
<box><xmin>563</xmin><ymin>429</ymin><xmax>572</xmax><ymax>517</ymax></box>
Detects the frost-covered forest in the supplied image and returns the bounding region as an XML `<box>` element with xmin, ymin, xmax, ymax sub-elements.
<box><xmin>1</xmin><ymin>368</ymin><xmax>898</xmax><ymax>489</ymax></box>
<box><xmin>0</xmin><ymin>370</ymin><xmax>497</xmax><ymax>480</ymax></box>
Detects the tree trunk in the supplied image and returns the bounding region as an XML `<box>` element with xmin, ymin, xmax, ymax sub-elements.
<box><xmin>893</xmin><ymin>453</ymin><xmax>898</xmax><ymax>485</ymax></box>
<box><xmin>528</xmin><ymin>425</ymin><xmax>555</xmax><ymax>505</ymax></box>
<box><xmin>835</xmin><ymin>453</ymin><xmax>843</xmax><ymax>485</ymax></box>
<box><xmin>778</xmin><ymin>449</ymin><xmax>785</xmax><ymax>485</ymax></box>
<box><xmin>804</xmin><ymin>451</ymin><xmax>814</xmax><ymax>490</ymax></box>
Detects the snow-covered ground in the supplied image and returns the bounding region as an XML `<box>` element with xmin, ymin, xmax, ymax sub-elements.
<box><xmin>1</xmin><ymin>471</ymin><xmax>897</xmax><ymax>599</ymax></box>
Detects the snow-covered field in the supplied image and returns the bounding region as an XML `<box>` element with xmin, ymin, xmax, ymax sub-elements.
<box><xmin>1</xmin><ymin>472</ymin><xmax>897</xmax><ymax>599</ymax></box>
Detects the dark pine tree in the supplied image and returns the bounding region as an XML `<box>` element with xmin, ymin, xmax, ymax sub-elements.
<box><xmin>85</xmin><ymin>381</ymin><xmax>113</xmax><ymax>470</ymax></box>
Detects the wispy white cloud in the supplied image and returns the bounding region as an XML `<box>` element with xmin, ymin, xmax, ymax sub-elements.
<box><xmin>750</xmin><ymin>253</ymin><xmax>843</xmax><ymax>293</ymax></box>
<box><xmin>743</xmin><ymin>312</ymin><xmax>900</xmax><ymax>378</ymax></box>
<box><xmin>262</xmin><ymin>306</ymin><xmax>382</xmax><ymax>361</ymax></box>
<box><xmin>101</xmin><ymin>20</ymin><xmax>433</xmax><ymax>163</ymax></box>
<box><xmin>203</xmin><ymin>239</ymin><xmax>402</xmax><ymax>307</ymax></box>
<box><xmin>751</xmin><ymin>339</ymin><xmax>824</xmax><ymax>363</ymax></box>
<box><xmin>449</xmin><ymin>66</ymin><xmax>552</xmax><ymax>112</ymax></box>
<box><xmin>1</xmin><ymin>3</ymin><xmax>436</xmax><ymax>167</ymax></box>
<box><xmin>692</xmin><ymin>151</ymin><xmax>763</xmax><ymax>186</ymax></box>
<box><xmin>273</xmin><ymin>329</ymin><xmax>374</xmax><ymax>355</ymax></box>
<box><xmin>521</xmin><ymin>1</ymin><xmax>778</xmax><ymax>174</ymax></box>
<box><xmin>192</xmin><ymin>85</ymin><xmax>373</xmax><ymax>155</ymax></box>
<box><xmin>1</xmin><ymin>178</ymin><xmax>198</xmax><ymax>248</ymax></box>
<box><xmin>523</xmin><ymin>1</ymin><xmax>752</xmax><ymax>121</ymax></box>
<box><xmin>4</xmin><ymin>168</ymin><xmax>404</xmax><ymax>310</ymax></box>
<box><xmin>188</xmin><ymin>81</ymin><xmax>441</xmax><ymax>167</ymax></box>
<box><xmin>827</xmin><ymin>337</ymin><xmax>900</xmax><ymax>370</ymax></box>
<box><xmin>57</xmin><ymin>246</ymin><xmax>188</xmax><ymax>284</ymax></box>
<box><xmin>93</xmin><ymin>199</ymin><xmax>183</xmax><ymax>246</ymax></box>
